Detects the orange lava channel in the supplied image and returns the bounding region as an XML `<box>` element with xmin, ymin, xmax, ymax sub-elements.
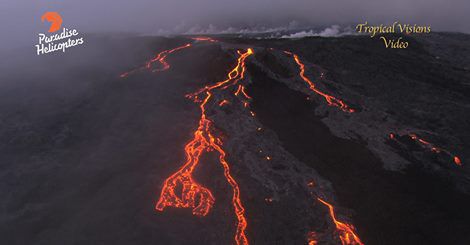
<box><xmin>390</xmin><ymin>133</ymin><xmax>462</xmax><ymax>166</ymax></box>
<box><xmin>120</xmin><ymin>43</ymin><xmax>192</xmax><ymax>78</ymax></box>
<box><xmin>188</xmin><ymin>50</ymin><xmax>252</xmax><ymax>99</ymax></box>
<box><xmin>284</xmin><ymin>51</ymin><xmax>354</xmax><ymax>113</ymax></box>
<box><xmin>317</xmin><ymin>198</ymin><xmax>364</xmax><ymax>245</ymax></box>
<box><xmin>409</xmin><ymin>133</ymin><xmax>462</xmax><ymax>166</ymax></box>
<box><xmin>156</xmin><ymin>49</ymin><xmax>254</xmax><ymax>245</ymax></box>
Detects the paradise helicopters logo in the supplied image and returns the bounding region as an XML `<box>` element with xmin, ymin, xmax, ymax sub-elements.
<box><xmin>35</xmin><ymin>12</ymin><xmax>85</xmax><ymax>55</ymax></box>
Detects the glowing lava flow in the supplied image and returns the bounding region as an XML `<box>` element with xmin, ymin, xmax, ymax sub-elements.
<box><xmin>191</xmin><ymin>36</ymin><xmax>218</xmax><ymax>42</ymax></box>
<box><xmin>188</xmin><ymin>50</ymin><xmax>252</xmax><ymax>99</ymax></box>
<box><xmin>307</xmin><ymin>231</ymin><xmax>319</xmax><ymax>245</ymax></box>
<box><xmin>390</xmin><ymin>133</ymin><xmax>462</xmax><ymax>166</ymax></box>
<box><xmin>284</xmin><ymin>51</ymin><xmax>354</xmax><ymax>113</ymax></box>
<box><xmin>317</xmin><ymin>198</ymin><xmax>364</xmax><ymax>245</ymax></box>
<box><xmin>156</xmin><ymin>49</ymin><xmax>253</xmax><ymax>245</ymax></box>
<box><xmin>219</xmin><ymin>99</ymin><xmax>230</xmax><ymax>107</ymax></box>
<box><xmin>120</xmin><ymin>43</ymin><xmax>192</xmax><ymax>78</ymax></box>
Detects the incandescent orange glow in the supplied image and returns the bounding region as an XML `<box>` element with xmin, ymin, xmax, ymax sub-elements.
<box><xmin>307</xmin><ymin>231</ymin><xmax>319</xmax><ymax>245</ymax></box>
<box><xmin>219</xmin><ymin>99</ymin><xmax>230</xmax><ymax>107</ymax></box>
<box><xmin>235</xmin><ymin>85</ymin><xmax>243</xmax><ymax>96</ymax></box>
<box><xmin>240</xmin><ymin>85</ymin><xmax>252</xmax><ymax>99</ymax></box>
<box><xmin>156</xmin><ymin>49</ymin><xmax>254</xmax><ymax>245</ymax></box>
<box><xmin>284</xmin><ymin>51</ymin><xmax>354</xmax><ymax>113</ymax></box>
<box><xmin>155</xmin><ymin>92</ymin><xmax>215</xmax><ymax>216</ymax></box>
<box><xmin>120</xmin><ymin>43</ymin><xmax>192</xmax><ymax>78</ymax></box>
<box><xmin>403</xmin><ymin>133</ymin><xmax>462</xmax><ymax>166</ymax></box>
<box><xmin>307</xmin><ymin>181</ymin><xmax>315</xmax><ymax>188</ymax></box>
<box><xmin>191</xmin><ymin>36</ymin><xmax>218</xmax><ymax>42</ymax></box>
<box><xmin>122</xmin><ymin>39</ymin><xmax>466</xmax><ymax>244</ymax></box>
<box><xmin>309</xmin><ymin>239</ymin><xmax>318</xmax><ymax>245</ymax></box>
<box><xmin>317</xmin><ymin>198</ymin><xmax>364</xmax><ymax>245</ymax></box>
<box><xmin>188</xmin><ymin>49</ymin><xmax>253</xmax><ymax>99</ymax></box>
<box><xmin>454</xmin><ymin>156</ymin><xmax>462</xmax><ymax>166</ymax></box>
<box><xmin>147</xmin><ymin>44</ymin><xmax>192</xmax><ymax>72</ymax></box>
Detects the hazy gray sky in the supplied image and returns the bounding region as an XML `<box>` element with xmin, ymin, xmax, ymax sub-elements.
<box><xmin>1</xmin><ymin>0</ymin><xmax>469</xmax><ymax>47</ymax></box>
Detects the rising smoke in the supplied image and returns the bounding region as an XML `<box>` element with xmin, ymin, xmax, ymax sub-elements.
<box><xmin>0</xmin><ymin>0</ymin><xmax>469</xmax><ymax>50</ymax></box>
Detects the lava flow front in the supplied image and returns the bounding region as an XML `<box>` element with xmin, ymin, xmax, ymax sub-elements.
<box><xmin>156</xmin><ymin>48</ymin><xmax>254</xmax><ymax>245</ymax></box>
<box><xmin>308</xmin><ymin>231</ymin><xmax>319</xmax><ymax>245</ymax></box>
<box><xmin>389</xmin><ymin>133</ymin><xmax>462</xmax><ymax>166</ymax></box>
<box><xmin>284</xmin><ymin>51</ymin><xmax>354</xmax><ymax>113</ymax></box>
<box><xmin>317</xmin><ymin>198</ymin><xmax>364</xmax><ymax>245</ymax></box>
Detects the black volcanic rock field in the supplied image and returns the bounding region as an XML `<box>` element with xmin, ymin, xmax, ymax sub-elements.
<box><xmin>0</xmin><ymin>33</ymin><xmax>469</xmax><ymax>245</ymax></box>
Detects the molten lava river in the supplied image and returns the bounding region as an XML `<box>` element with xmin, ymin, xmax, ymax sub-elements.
<box><xmin>118</xmin><ymin>37</ymin><xmax>463</xmax><ymax>245</ymax></box>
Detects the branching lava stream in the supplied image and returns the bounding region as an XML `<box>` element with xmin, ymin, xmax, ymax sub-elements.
<box><xmin>120</xmin><ymin>42</ymin><xmax>366</xmax><ymax>244</ymax></box>
<box><xmin>91</xmin><ymin>35</ymin><xmax>467</xmax><ymax>245</ymax></box>
<box><xmin>317</xmin><ymin>198</ymin><xmax>364</xmax><ymax>245</ymax></box>
<box><xmin>156</xmin><ymin>48</ymin><xmax>253</xmax><ymax>245</ymax></box>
